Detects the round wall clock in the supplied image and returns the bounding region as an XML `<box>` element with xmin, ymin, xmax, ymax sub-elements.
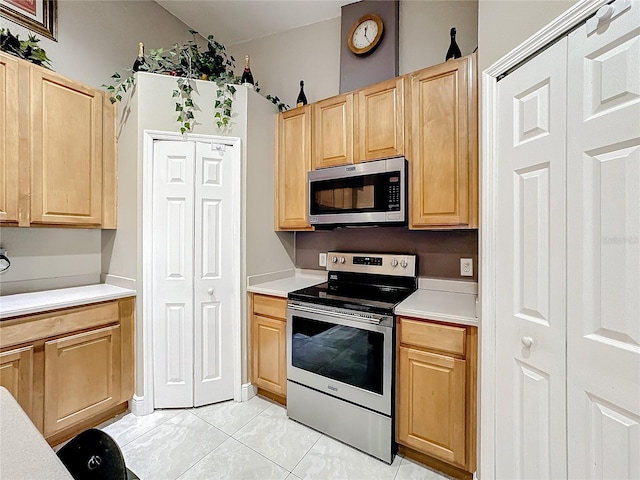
<box><xmin>347</xmin><ymin>13</ymin><xmax>384</xmax><ymax>55</ymax></box>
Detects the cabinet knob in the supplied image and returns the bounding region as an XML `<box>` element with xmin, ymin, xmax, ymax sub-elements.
<box><xmin>339</xmin><ymin>256</ymin><xmax>346</xmax><ymax>264</ymax></box>
<box><xmin>332</xmin><ymin>256</ymin><xmax>338</xmax><ymax>263</ymax></box>
<box><xmin>521</xmin><ymin>336</ymin><xmax>534</xmax><ymax>348</ymax></box>
<box><xmin>208</xmin><ymin>288</ymin><xmax>215</xmax><ymax>296</ymax></box>
<box><xmin>595</xmin><ymin>4</ymin><xmax>615</xmax><ymax>23</ymax></box>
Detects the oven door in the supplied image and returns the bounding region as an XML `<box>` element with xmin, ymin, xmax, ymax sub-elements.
<box><xmin>286</xmin><ymin>301</ymin><xmax>393</xmax><ymax>416</ymax></box>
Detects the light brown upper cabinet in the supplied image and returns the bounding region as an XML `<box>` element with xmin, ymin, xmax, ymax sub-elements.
<box><xmin>0</xmin><ymin>52</ymin><xmax>19</xmax><ymax>225</ymax></box>
<box><xmin>0</xmin><ymin>52</ymin><xmax>117</xmax><ymax>228</ymax></box>
<box><xmin>313</xmin><ymin>93</ymin><xmax>354</xmax><ymax>169</ymax></box>
<box><xmin>356</xmin><ymin>77</ymin><xmax>405</xmax><ymax>162</ymax></box>
<box><xmin>30</xmin><ymin>67</ymin><xmax>104</xmax><ymax>226</ymax></box>
<box><xmin>275</xmin><ymin>106</ymin><xmax>314</xmax><ymax>230</ymax></box>
<box><xmin>408</xmin><ymin>53</ymin><xmax>478</xmax><ymax>229</ymax></box>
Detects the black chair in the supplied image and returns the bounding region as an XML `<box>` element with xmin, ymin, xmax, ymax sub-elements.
<box><xmin>56</xmin><ymin>429</ymin><xmax>138</xmax><ymax>480</ymax></box>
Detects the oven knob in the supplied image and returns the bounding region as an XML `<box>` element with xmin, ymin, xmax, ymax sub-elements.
<box><xmin>332</xmin><ymin>256</ymin><xmax>338</xmax><ymax>264</ymax></box>
<box><xmin>339</xmin><ymin>256</ymin><xmax>346</xmax><ymax>264</ymax></box>
<box><xmin>390</xmin><ymin>258</ymin><xmax>399</xmax><ymax>267</ymax></box>
<box><xmin>400</xmin><ymin>259</ymin><xmax>408</xmax><ymax>269</ymax></box>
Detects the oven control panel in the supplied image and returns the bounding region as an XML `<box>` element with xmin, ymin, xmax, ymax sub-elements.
<box><xmin>326</xmin><ymin>252</ymin><xmax>417</xmax><ymax>277</ymax></box>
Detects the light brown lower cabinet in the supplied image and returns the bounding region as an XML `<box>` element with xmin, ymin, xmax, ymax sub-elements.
<box><xmin>0</xmin><ymin>297</ymin><xmax>134</xmax><ymax>444</ymax></box>
<box><xmin>397</xmin><ymin>316</ymin><xmax>477</xmax><ymax>476</ymax></box>
<box><xmin>250</xmin><ymin>293</ymin><xmax>287</xmax><ymax>401</ymax></box>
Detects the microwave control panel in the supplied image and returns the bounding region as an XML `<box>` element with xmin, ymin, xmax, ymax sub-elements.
<box><xmin>388</xmin><ymin>176</ymin><xmax>401</xmax><ymax>211</ymax></box>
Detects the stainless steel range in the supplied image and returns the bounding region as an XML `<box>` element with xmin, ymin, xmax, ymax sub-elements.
<box><xmin>286</xmin><ymin>252</ymin><xmax>417</xmax><ymax>464</ymax></box>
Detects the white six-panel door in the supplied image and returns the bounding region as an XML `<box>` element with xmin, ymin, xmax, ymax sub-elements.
<box><xmin>152</xmin><ymin>140</ymin><xmax>237</xmax><ymax>408</ymax></box>
<box><xmin>193</xmin><ymin>142</ymin><xmax>235</xmax><ymax>406</ymax></box>
<box><xmin>153</xmin><ymin>141</ymin><xmax>196</xmax><ymax>408</ymax></box>
<box><xmin>495</xmin><ymin>38</ymin><xmax>568</xmax><ymax>479</ymax></box>
<box><xmin>566</xmin><ymin>3</ymin><xmax>640</xmax><ymax>478</ymax></box>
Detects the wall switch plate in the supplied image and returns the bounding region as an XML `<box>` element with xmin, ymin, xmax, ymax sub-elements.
<box><xmin>460</xmin><ymin>258</ymin><xmax>473</xmax><ymax>277</ymax></box>
<box><xmin>319</xmin><ymin>253</ymin><xmax>327</xmax><ymax>267</ymax></box>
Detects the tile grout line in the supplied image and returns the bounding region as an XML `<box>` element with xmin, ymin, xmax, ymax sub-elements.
<box><xmin>105</xmin><ymin>409</ymin><xmax>179</xmax><ymax>448</ymax></box>
<box><xmin>173</xmin><ymin>433</ymin><xmax>234</xmax><ymax>480</ymax></box>
<box><xmin>288</xmin><ymin>432</ymin><xmax>324</xmax><ymax>476</ymax></box>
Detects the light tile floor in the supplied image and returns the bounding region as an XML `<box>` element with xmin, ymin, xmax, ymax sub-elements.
<box><xmin>99</xmin><ymin>396</ymin><xmax>452</xmax><ymax>480</ymax></box>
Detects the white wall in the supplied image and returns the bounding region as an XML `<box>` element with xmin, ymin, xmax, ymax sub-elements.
<box><xmin>0</xmin><ymin>1</ymin><xmax>193</xmax><ymax>294</ymax></box>
<box><xmin>477</xmin><ymin>0</ymin><xmax>579</xmax><ymax>72</ymax></box>
<box><xmin>228</xmin><ymin>1</ymin><xmax>479</xmax><ymax>108</ymax></box>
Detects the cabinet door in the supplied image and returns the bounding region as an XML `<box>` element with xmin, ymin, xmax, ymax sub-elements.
<box><xmin>398</xmin><ymin>346</ymin><xmax>467</xmax><ymax>468</ymax></box>
<box><xmin>30</xmin><ymin>66</ymin><xmax>103</xmax><ymax>226</ymax></box>
<box><xmin>251</xmin><ymin>314</ymin><xmax>286</xmax><ymax>396</ymax></box>
<box><xmin>0</xmin><ymin>345</ymin><xmax>34</xmax><ymax>420</ymax></box>
<box><xmin>356</xmin><ymin>77</ymin><xmax>405</xmax><ymax>162</ymax></box>
<box><xmin>44</xmin><ymin>325</ymin><xmax>121</xmax><ymax>436</ymax></box>
<box><xmin>409</xmin><ymin>54</ymin><xmax>477</xmax><ymax>228</ymax></box>
<box><xmin>313</xmin><ymin>93</ymin><xmax>354</xmax><ymax>169</ymax></box>
<box><xmin>275</xmin><ymin>106</ymin><xmax>313</xmax><ymax>230</ymax></box>
<box><xmin>0</xmin><ymin>52</ymin><xmax>19</xmax><ymax>225</ymax></box>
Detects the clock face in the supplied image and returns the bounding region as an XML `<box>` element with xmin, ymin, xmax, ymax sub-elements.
<box><xmin>347</xmin><ymin>13</ymin><xmax>384</xmax><ymax>55</ymax></box>
<box><xmin>352</xmin><ymin>20</ymin><xmax>379</xmax><ymax>49</ymax></box>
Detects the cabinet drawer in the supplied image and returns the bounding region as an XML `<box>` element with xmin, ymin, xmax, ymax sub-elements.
<box><xmin>399</xmin><ymin>317</ymin><xmax>466</xmax><ymax>356</ymax></box>
<box><xmin>0</xmin><ymin>302</ymin><xmax>120</xmax><ymax>348</ymax></box>
<box><xmin>253</xmin><ymin>294</ymin><xmax>287</xmax><ymax>320</ymax></box>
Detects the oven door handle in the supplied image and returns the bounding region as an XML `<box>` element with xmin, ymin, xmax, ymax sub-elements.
<box><xmin>288</xmin><ymin>303</ymin><xmax>388</xmax><ymax>325</ymax></box>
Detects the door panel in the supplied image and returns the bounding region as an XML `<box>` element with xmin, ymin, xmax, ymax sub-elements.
<box><xmin>0</xmin><ymin>52</ymin><xmax>19</xmax><ymax>224</ymax></box>
<box><xmin>152</xmin><ymin>141</ymin><xmax>195</xmax><ymax>408</ymax></box>
<box><xmin>495</xmin><ymin>38</ymin><xmax>568</xmax><ymax>479</ymax></box>
<box><xmin>44</xmin><ymin>325</ymin><xmax>121</xmax><ymax>436</ymax></box>
<box><xmin>313</xmin><ymin>94</ymin><xmax>354</xmax><ymax>169</ymax></box>
<box><xmin>567</xmin><ymin>4</ymin><xmax>640</xmax><ymax>478</ymax></box>
<box><xmin>397</xmin><ymin>346</ymin><xmax>466</xmax><ymax>467</ymax></box>
<box><xmin>251</xmin><ymin>314</ymin><xmax>286</xmax><ymax>396</ymax></box>
<box><xmin>193</xmin><ymin>142</ymin><xmax>236</xmax><ymax>406</ymax></box>
<box><xmin>0</xmin><ymin>345</ymin><xmax>34</xmax><ymax>420</ymax></box>
<box><xmin>30</xmin><ymin>67</ymin><xmax>102</xmax><ymax>225</ymax></box>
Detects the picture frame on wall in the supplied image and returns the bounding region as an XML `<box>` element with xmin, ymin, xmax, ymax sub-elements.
<box><xmin>0</xmin><ymin>0</ymin><xmax>57</xmax><ymax>41</ymax></box>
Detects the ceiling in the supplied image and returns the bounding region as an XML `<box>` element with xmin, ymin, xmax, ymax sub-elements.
<box><xmin>155</xmin><ymin>0</ymin><xmax>353</xmax><ymax>46</ymax></box>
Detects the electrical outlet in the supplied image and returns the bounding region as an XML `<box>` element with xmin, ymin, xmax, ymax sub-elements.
<box><xmin>460</xmin><ymin>258</ymin><xmax>473</xmax><ymax>277</ymax></box>
<box><xmin>319</xmin><ymin>253</ymin><xmax>327</xmax><ymax>267</ymax></box>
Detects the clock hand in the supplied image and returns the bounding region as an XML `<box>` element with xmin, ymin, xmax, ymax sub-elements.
<box><xmin>364</xmin><ymin>25</ymin><xmax>369</xmax><ymax>40</ymax></box>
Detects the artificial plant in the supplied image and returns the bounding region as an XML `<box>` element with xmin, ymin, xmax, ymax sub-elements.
<box><xmin>104</xmin><ymin>30</ymin><xmax>289</xmax><ymax>134</ymax></box>
<box><xmin>0</xmin><ymin>28</ymin><xmax>51</xmax><ymax>67</ymax></box>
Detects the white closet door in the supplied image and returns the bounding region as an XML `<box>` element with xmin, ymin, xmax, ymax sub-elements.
<box><xmin>193</xmin><ymin>142</ymin><xmax>237</xmax><ymax>406</ymax></box>
<box><xmin>495</xmin><ymin>38</ymin><xmax>568</xmax><ymax>479</ymax></box>
<box><xmin>567</xmin><ymin>2</ymin><xmax>640</xmax><ymax>478</ymax></box>
<box><xmin>152</xmin><ymin>141</ymin><xmax>196</xmax><ymax>408</ymax></box>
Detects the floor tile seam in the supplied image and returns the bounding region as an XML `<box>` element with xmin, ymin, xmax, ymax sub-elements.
<box><xmin>229</xmin><ymin>435</ymin><xmax>294</xmax><ymax>476</ymax></box>
<box><xmin>192</xmin><ymin>407</ymin><xmax>268</xmax><ymax>435</ymax></box>
<box><xmin>173</xmin><ymin>435</ymin><xmax>236</xmax><ymax>480</ymax></box>
<box><xmin>289</xmin><ymin>432</ymin><xmax>325</xmax><ymax>476</ymax></box>
<box><xmin>113</xmin><ymin>411</ymin><xmax>177</xmax><ymax>448</ymax></box>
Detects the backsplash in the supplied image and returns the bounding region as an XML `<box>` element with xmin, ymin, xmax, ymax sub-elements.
<box><xmin>295</xmin><ymin>228</ymin><xmax>478</xmax><ymax>281</ymax></box>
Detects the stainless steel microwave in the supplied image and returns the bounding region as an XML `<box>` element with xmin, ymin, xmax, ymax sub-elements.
<box><xmin>308</xmin><ymin>156</ymin><xmax>407</xmax><ymax>227</ymax></box>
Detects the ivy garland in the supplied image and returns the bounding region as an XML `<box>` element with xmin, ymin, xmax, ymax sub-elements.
<box><xmin>104</xmin><ymin>31</ymin><xmax>289</xmax><ymax>134</ymax></box>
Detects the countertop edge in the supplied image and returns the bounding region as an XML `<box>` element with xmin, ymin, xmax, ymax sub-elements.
<box><xmin>394</xmin><ymin>307</ymin><xmax>479</xmax><ymax>327</ymax></box>
<box><xmin>1</xmin><ymin>285</ymin><xmax>137</xmax><ymax>320</ymax></box>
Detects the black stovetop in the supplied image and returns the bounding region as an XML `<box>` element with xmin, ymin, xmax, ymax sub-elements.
<box><xmin>288</xmin><ymin>271</ymin><xmax>417</xmax><ymax>316</ymax></box>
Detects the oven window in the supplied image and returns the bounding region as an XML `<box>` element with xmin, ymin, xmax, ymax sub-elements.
<box><xmin>291</xmin><ymin>315</ymin><xmax>384</xmax><ymax>395</ymax></box>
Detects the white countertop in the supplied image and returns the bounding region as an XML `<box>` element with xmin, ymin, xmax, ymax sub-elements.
<box><xmin>0</xmin><ymin>284</ymin><xmax>137</xmax><ymax>320</ymax></box>
<box><xmin>395</xmin><ymin>281</ymin><xmax>478</xmax><ymax>327</ymax></box>
<box><xmin>246</xmin><ymin>274</ymin><xmax>326</xmax><ymax>298</ymax></box>
<box><xmin>0</xmin><ymin>387</ymin><xmax>73</xmax><ymax>479</ymax></box>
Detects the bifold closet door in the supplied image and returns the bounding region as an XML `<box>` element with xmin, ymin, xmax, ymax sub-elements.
<box><xmin>495</xmin><ymin>38</ymin><xmax>568</xmax><ymax>479</ymax></box>
<box><xmin>152</xmin><ymin>140</ymin><xmax>237</xmax><ymax>408</ymax></box>
<box><xmin>566</xmin><ymin>3</ymin><xmax>640</xmax><ymax>478</ymax></box>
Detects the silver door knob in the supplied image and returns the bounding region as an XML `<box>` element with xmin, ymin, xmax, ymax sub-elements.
<box><xmin>521</xmin><ymin>336</ymin><xmax>534</xmax><ymax>348</ymax></box>
<box><xmin>207</xmin><ymin>288</ymin><xmax>214</xmax><ymax>296</ymax></box>
<box><xmin>595</xmin><ymin>4</ymin><xmax>614</xmax><ymax>23</ymax></box>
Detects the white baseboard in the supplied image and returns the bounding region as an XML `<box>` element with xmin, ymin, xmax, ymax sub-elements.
<box><xmin>130</xmin><ymin>394</ymin><xmax>153</xmax><ymax>416</ymax></box>
<box><xmin>102</xmin><ymin>274</ymin><xmax>137</xmax><ymax>291</ymax></box>
<box><xmin>241</xmin><ymin>383</ymin><xmax>257</xmax><ymax>402</ymax></box>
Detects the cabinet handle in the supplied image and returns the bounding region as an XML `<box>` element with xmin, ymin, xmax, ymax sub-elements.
<box><xmin>207</xmin><ymin>288</ymin><xmax>215</xmax><ymax>296</ymax></box>
<box><xmin>521</xmin><ymin>336</ymin><xmax>534</xmax><ymax>348</ymax></box>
